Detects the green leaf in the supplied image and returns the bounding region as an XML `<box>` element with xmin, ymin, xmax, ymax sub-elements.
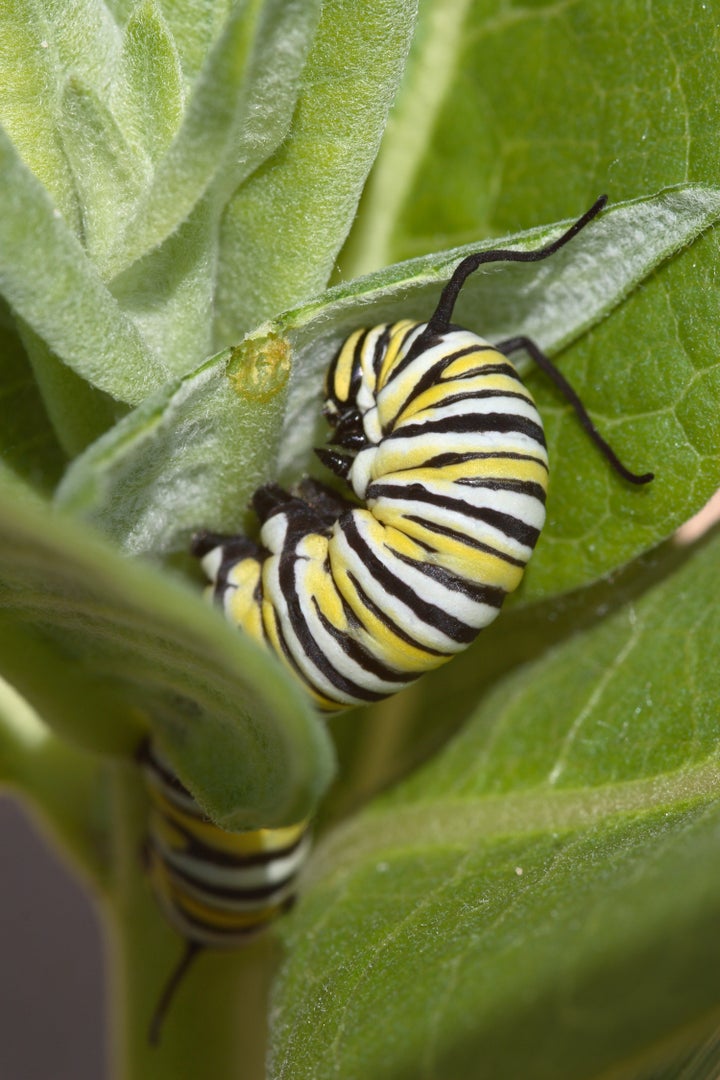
<box><xmin>60</xmin><ymin>76</ymin><xmax>149</xmax><ymax>270</ymax></box>
<box><xmin>108</xmin><ymin>199</ymin><xmax>218</xmax><ymax>378</ymax></box>
<box><xmin>351</xmin><ymin>539</ymin><xmax>691</xmax><ymax>807</ymax></box>
<box><xmin>148</xmin><ymin>0</ymin><xmax>234</xmax><ymax>83</ymax></box>
<box><xmin>106</xmin><ymin>0</ymin><xmax>321</xmax><ymax>279</ymax></box>
<box><xmin>344</xmin><ymin>1</ymin><xmax>720</xmax><ymax>268</ymax></box>
<box><xmin>103</xmin><ymin>1</ymin><xmax>260</xmax><ymax>276</ymax></box>
<box><xmin>207</xmin><ymin>0</ymin><xmax>324</xmax><ymax>206</ymax></box>
<box><xmin>0</xmin><ymin>491</ymin><xmax>334</xmax><ymax>829</ymax></box>
<box><xmin>337</xmin><ymin>2</ymin><xmax>720</xmax><ymax>603</ymax></box>
<box><xmin>340</xmin><ymin>0</ymin><xmax>472</xmax><ymax>277</ymax></box>
<box><xmin>656</xmin><ymin>1027</ymin><xmax>720</xmax><ymax>1080</ymax></box>
<box><xmin>342</xmin><ymin>0</ymin><xmax>720</xmax><ymax>611</ymax></box>
<box><xmin>269</xmin><ymin>528</ymin><xmax>720</xmax><ymax>1080</ymax></box>
<box><xmin>0</xmin><ymin>0</ymin><xmax>123</xmax><ymax>231</ymax></box>
<box><xmin>15</xmin><ymin>323</ymin><xmax>123</xmax><ymax>458</ymax></box>
<box><xmin>104</xmin><ymin>0</ymin><xmax>322</xmax><ymax>379</ymax></box>
<box><xmin>116</xmin><ymin>1</ymin><xmax>184</xmax><ymax>167</ymax></box>
<box><xmin>525</xmin><ymin>223</ymin><xmax>720</xmax><ymax>601</ymax></box>
<box><xmin>56</xmin><ymin>337</ymin><xmax>291</xmax><ymax>552</ymax></box>
<box><xmin>214</xmin><ymin>0</ymin><xmax>419</xmax><ymax>341</ymax></box>
<box><xmin>0</xmin><ymin>304</ymin><xmax>65</xmax><ymax>490</ymax></box>
<box><xmin>0</xmin><ymin>125</ymin><xmax>165</xmax><ymax>404</ymax></box>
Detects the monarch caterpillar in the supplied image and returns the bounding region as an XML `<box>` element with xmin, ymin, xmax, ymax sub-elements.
<box><xmin>146</xmin><ymin>197</ymin><xmax>653</xmax><ymax>1040</ymax></box>
<box><xmin>139</xmin><ymin>741</ymin><xmax>311</xmax><ymax>1044</ymax></box>
<box><xmin>192</xmin><ymin>196</ymin><xmax>653</xmax><ymax>713</ymax></box>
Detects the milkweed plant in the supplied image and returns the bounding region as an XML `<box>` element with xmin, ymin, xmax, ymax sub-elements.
<box><xmin>1</xmin><ymin>2</ymin><xmax>720</xmax><ymax>1078</ymax></box>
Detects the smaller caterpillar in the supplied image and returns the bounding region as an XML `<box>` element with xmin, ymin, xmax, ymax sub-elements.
<box><xmin>192</xmin><ymin>196</ymin><xmax>653</xmax><ymax>713</ymax></box>
<box><xmin>139</xmin><ymin>742</ymin><xmax>310</xmax><ymax>1044</ymax></box>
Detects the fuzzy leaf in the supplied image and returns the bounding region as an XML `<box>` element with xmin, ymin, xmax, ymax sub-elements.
<box><xmin>107</xmin><ymin>0</ymin><xmax>321</xmax><ymax>278</ymax></box>
<box><xmin>0</xmin><ymin>0</ymin><xmax>122</xmax><ymax>229</ymax></box>
<box><xmin>56</xmin><ymin>338</ymin><xmax>291</xmax><ymax>553</ymax></box>
<box><xmin>0</xmin><ymin>305</ymin><xmax>65</xmax><ymax>490</ymax></box>
<box><xmin>207</xmin><ymin>0</ymin><xmax>323</xmax><ymax>206</ymax></box>
<box><xmin>108</xmin><ymin>199</ymin><xmax>218</xmax><ymax>379</ymax></box>
<box><xmin>0</xmin><ymin>491</ymin><xmax>334</xmax><ymax>829</ymax></box>
<box><xmin>214</xmin><ymin>0</ymin><xmax>420</xmax><ymax>341</ymax></box>
<box><xmin>149</xmin><ymin>0</ymin><xmax>235</xmax><ymax>83</ymax></box>
<box><xmin>104</xmin><ymin>1</ymin><xmax>261</xmax><ymax>276</ymax></box>
<box><xmin>0</xmin><ymin>126</ymin><xmax>164</xmax><ymax>404</ymax></box>
<box><xmin>269</xmin><ymin>528</ymin><xmax>720</xmax><ymax>1080</ymax></box>
<box><xmin>103</xmin><ymin>0</ymin><xmax>321</xmax><ymax>380</ymax></box>
<box><xmin>115</xmin><ymin>1</ymin><xmax>184</xmax><ymax>166</ymax></box>
<box><xmin>60</xmin><ymin>77</ymin><xmax>149</xmax><ymax>270</ymax></box>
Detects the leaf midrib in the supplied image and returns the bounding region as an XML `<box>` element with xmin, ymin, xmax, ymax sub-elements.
<box><xmin>309</xmin><ymin>757</ymin><xmax>720</xmax><ymax>880</ymax></box>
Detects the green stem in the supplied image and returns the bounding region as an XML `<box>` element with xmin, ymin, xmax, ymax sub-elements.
<box><xmin>0</xmin><ymin>684</ymin><xmax>112</xmax><ymax>887</ymax></box>
<box><xmin>0</xmin><ymin>616</ymin><xmax>144</xmax><ymax>758</ymax></box>
<box><xmin>110</xmin><ymin>762</ymin><xmax>279</xmax><ymax>1080</ymax></box>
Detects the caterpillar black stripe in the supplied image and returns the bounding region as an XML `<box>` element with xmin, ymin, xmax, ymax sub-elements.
<box><xmin>193</xmin><ymin>196</ymin><xmax>653</xmax><ymax>713</ymax></box>
<box><xmin>139</xmin><ymin>741</ymin><xmax>310</xmax><ymax>1044</ymax></box>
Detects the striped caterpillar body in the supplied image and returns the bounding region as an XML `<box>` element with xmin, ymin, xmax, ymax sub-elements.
<box><xmin>196</xmin><ymin>329</ymin><xmax>548</xmax><ymax>712</ymax></box>
<box><xmin>192</xmin><ymin>196</ymin><xmax>652</xmax><ymax>713</ymax></box>
<box><xmin>139</xmin><ymin>742</ymin><xmax>310</xmax><ymax>1043</ymax></box>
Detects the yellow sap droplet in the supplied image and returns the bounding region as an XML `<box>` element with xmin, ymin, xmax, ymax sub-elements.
<box><xmin>229</xmin><ymin>335</ymin><xmax>291</xmax><ymax>403</ymax></box>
